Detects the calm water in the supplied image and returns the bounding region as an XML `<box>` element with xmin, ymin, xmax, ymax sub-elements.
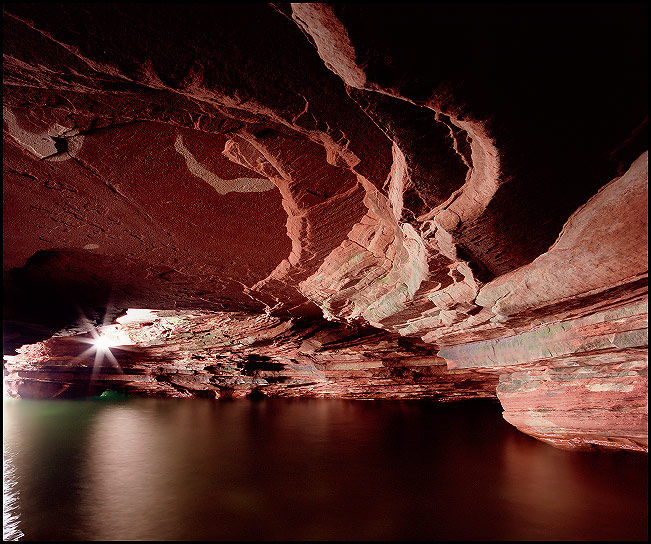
<box><xmin>3</xmin><ymin>397</ymin><xmax>648</xmax><ymax>541</ymax></box>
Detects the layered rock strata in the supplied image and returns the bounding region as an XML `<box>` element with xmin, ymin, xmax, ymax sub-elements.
<box><xmin>4</xmin><ymin>311</ymin><xmax>498</xmax><ymax>402</ymax></box>
<box><xmin>2</xmin><ymin>3</ymin><xmax>648</xmax><ymax>451</ymax></box>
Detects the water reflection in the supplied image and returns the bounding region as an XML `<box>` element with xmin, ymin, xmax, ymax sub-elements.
<box><xmin>3</xmin><ymin>404</ymin><xmax>24</xmax><ymax>541</ymax></box>
<box><xmin>3</xmin><ymin>398</ymin><xmax>648</xmax><ymax>541</ymax></box>
<box><xmin>82</xmin><ymin>406</ymin><xmax>177</xmax><ymax>540</ymax></box>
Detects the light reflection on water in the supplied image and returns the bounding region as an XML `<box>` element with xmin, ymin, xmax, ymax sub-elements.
<box><xmin>2</xmin><ymin>398</ymin><xmax>648</xmax><ymax>541</ymax></box>
<box><xmin>3</xmin><ymin>413</ymin><xmax>24</xmax><ymax>541</ymax></box>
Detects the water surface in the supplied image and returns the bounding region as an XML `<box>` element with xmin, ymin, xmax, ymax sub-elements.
<box><xmin>3</xmin><ymin>398</ymin><xmax>648</xmax><ymax>541</ymax></box>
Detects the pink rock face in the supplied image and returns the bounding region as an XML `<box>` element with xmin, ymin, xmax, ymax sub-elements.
<box><xmin>499</xmin><ymin>366</ymin><xmax>647</xmax><ymax>452</ymax></box>
<box><xmin>440</xmin><ymin>300</ymin><xmax>648</xmax><ymax>452</ymax></box>
<box><xmin>3</xmin><ymin>311</ymin><xmax>498</xmax><ymax>402</ymax></box>
<box><xmin>2</xmin><ymin>4</ymin><xmax>648</xmax><ymax>451</ymax></box>
<box><xmin>475</xmin><ymin>153</ymin><xmax>648</xmax><ymax>325</ymax></box>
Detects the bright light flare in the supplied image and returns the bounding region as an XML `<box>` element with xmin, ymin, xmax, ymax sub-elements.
<box><xmin>82</xmin><ymin>325</ymin><xmax>132</xmax><ymax>351</ymax></box>
<box><xmin>93</xmin><ymin>334</ymin><xmax>117</xmax><ymax>351</ymax></box>
<box><xmin>92</xmin><ymin>329</ymin><xmax>129</xmax><ymax>351</ymax></box>
<box><xmin>74</xmin><ymin>322</ymin><xmax>131</xmax><ymax>379</ymax></box>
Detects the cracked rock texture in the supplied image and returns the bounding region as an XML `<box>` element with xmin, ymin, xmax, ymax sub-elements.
<box><xmin>2</xmin><ymin>3</ymin><xmax>648</xmax><ymax>452</ymax></box>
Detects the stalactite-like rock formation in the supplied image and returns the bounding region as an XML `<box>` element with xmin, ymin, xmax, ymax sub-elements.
<box><xmin>3</xmin><ymin>3</ymin><xmax>648</xmax><ymax>452</ymax></box>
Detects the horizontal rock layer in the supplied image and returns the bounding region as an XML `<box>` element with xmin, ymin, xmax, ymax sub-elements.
<box><xmin>4</xmin><ymin>311</ymin><xmax>498</xmax><ymax>402</ymax></box>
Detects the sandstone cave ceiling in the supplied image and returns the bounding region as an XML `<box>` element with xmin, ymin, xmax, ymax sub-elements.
<box><xmin>2</xmin><ymin>3</ymin><xmax>648</xmax><ymax>451</ymax></box>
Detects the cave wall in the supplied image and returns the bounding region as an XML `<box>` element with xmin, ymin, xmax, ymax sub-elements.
<box><xmin>3</xmin><ymin>3</ymin><xmax>647</xmax><ymax>452</ymax></box>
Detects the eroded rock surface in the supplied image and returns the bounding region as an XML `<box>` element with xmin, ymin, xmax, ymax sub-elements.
<box><xmin>4</xmin><ymin>310</ymin><xmax>498</xmax><ymax>402</ymax></box>
<box><xmin>3</xmin><ymin>3</ymin><xmax>648</xmax><ymax>451</ymax></box>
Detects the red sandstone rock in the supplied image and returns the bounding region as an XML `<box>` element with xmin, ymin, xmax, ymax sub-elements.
<box><xmin>2</xmin><ymin>4</ymin><xmax>648</xmax><ymax>452</ymax></box>
<box><xmin>3</xmin><ymin>311</ymin><xmax>497</xmax><ymax>402</ymax></box>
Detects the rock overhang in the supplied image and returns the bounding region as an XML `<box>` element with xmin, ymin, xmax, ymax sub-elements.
<box><xmin>2</xmin><ymin>3</ymin><xmax>648</xmax><ymax>452</ymax></box>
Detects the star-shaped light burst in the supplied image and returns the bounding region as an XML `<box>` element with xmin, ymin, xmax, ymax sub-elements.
<box><xmin>73</xmin><ymin>311</ymin><xmax>134</xmax><ymax>382</ymax></box>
